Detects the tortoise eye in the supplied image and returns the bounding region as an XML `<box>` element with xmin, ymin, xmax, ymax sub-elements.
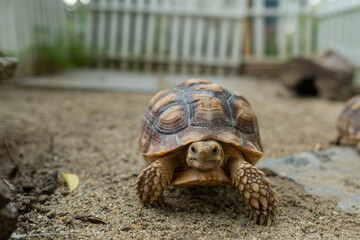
<box><xmin>212</xmin><ymin>147</ymin><xmax>217</xmax><ymax>153</ymax></box>
<box><xmin>191</xmin><ymin>146</ymin><xmax>196</xmax><ymax>153</ymax></box>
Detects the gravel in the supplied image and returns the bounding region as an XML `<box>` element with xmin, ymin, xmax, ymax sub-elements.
<box><xmin>1</xmin><ymin>77</ymin><xmax>359</xmax><ymax>239</ymax></box>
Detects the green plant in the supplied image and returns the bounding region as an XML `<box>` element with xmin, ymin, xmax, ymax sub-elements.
<box><xmin>29</xmin><ymin>35</ymin><xmax>91</xmax><ymax>75</ymax></box>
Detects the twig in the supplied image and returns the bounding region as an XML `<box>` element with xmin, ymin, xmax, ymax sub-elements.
<box><xmin>1</xmin><ymin>178</ymin><xmax>15</xmax><ymax>190</ymax></box>
<box><xmin>3</xmin><ymin>138</ymin><xmax>21</xmax><ymax>177</ymax></box>
<box><xmin>74</xmin><ymin>215</ymin><xmax>107</xmax><ymax>224</ymax></box>
<box><xmin>11</xmin><ymin>232</ymin><xmax>93</xmax><ymax>239</ymax></box>
<box><xmin>313</xmin><ymin>143</ymin><xmax>322</xmax><ymax>152</ymax></box>
<box><xmin>3</xmin><ymin>139</ymin><xmax>17</xmax><ymax>166</ymax></box>
<box><xmin>48</xmin><ymin>135</ymin><xmax>54</xmax><ymax>155</ymax></box>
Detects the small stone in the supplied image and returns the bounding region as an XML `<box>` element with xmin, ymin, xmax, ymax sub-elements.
<box><xmin>47</xmin><ymin>211</ymin><xmax>56</xmax><ymax>219</ymax></box>
<box><xmin>38</xmin><ymin>195</ymin><xmax>49</xmax><ymax>204</ymax></box>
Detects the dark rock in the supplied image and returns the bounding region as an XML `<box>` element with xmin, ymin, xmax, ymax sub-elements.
<box><xmin>39</xmin><ymin>170</ymin><xmax>58</xmax><ymax>195</ymax></box>
<box><xmin>0</xmin><ymin>181</ymin><xmax>18</xmax><ymax>240</ymax></box>
<box><xmin>0</xmin><ymin>54</ymin><xmax>18</xmax><ymax>83</ymax></box>
<box><xmin>0</xmin><ymin>203</ymin><xmax>18</xmax><ymax>239</ymax></box>
<box><xmin>259</xmin><ymin>147</ymin><xmax>360</xmax><ymax>212</ymax></box>
<box><xmin>0</xmin><ymin>181</ymin><xmax>11</xmax><ymax>208</ymax></box>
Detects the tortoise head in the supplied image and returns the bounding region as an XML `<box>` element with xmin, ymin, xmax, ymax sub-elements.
<box><xmin>186</xmin><ymin>140</ymin><xmax>224</xmax><ymax>171</ymax></box>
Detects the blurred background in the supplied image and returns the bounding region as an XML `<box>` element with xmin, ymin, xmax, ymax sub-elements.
<box><xmin>0</xmin><ymin>0</ymin><xmax>359</xmax><ymax>81</ymax></box>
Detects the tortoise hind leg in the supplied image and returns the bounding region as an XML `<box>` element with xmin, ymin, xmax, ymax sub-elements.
<box><xmin>228</xmin><ymin>158</ymin><xmax>279</xmax><ymax>226</ymax></box>
<box><xmin>135</xmin><ymin>156</ymin><xmax>178</xmax><ymax>206</ymax></box>
<box><xmin>356</xmin><ymin>141</ymin><xmax>360</xmax><ymax>152</ymax></box>
<box><xmin>330</xmin><ymin>131</ymin><xmax>342</xmax><ymax>145</ymax></box>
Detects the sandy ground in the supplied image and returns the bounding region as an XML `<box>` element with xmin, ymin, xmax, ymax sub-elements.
<box><xmin>1</xmin><ymin>77</ymin><xmax>359</xmax><ymax>239</ymax></box>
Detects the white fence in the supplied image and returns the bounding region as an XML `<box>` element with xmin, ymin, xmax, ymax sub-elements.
<box><xmin>317</xmin><ymin>0</ymin><xmax>360</xmax><ymax>68</ymax></box>
<box><xmin>0</xmin><ymin>0</ymin><xmax>67</xmax><ymax>75</ymax></box>
<box><xmin>78</xmin><ymin>0</ymin><xmax>313</xmax><ymax>74</ymax></box>
<box><xmin>0</xmin><ymin>0</ymin><xmax>319</xmax><ymax>76</ymax></box>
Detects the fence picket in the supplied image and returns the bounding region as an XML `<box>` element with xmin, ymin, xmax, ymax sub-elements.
<box><xmin>85</xmin><ymin>1</ymin><xmax>94</xmax><ymax>54</ymax></box>
<box><xmin>254</xmin><ymin>0</ymin><xmax>264</xmax><ymax>59</ymax></box>
<box><xmin>194</xmin><ymin>17</ymin><xmax>204</xmax><ymax>74</ymax></box>
<box><xmin>97</xmin><ymin>0</ymin><xmax>107</xmax><ymax>64</ymax></box>
<box><xmin>109</xmin><ymin>0</ymin><xmax>120</xmax><ymax>58</ymax></box>
<box><xmin>277</xmin><ymin>0</ymin><xmax>287</xmax><ymax>59</ymax></box>
<box><xmin>134</xmin><ymin>0</ymin><xmax>144</xmax><ymax>65</ymax></box>
<box><xmin>170</xmin><ymin>14</ymin><xmax>180</xmax><ymax>73</ymax></box>
<box><xmin>158</xmin><ymin>1</ymin><xmax>169</xmax><ymax>68</ymax></box>
<box><xmin>121</xmin><ymin>0</ymin><xmax>131</xmax><ymax>69</ymax></box>
<box><xmin>181</xmin><ymin>12</ymin><xmax>192</xmax><ymax>74</ymax></box>
<box><xmin>145</xmin><ymin>0</ymin><xmax>156</xmax><ymax>71</ymax></box>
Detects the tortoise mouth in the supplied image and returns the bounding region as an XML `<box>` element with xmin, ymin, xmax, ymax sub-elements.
<box><xmin>186</xmin><ymin>158</ymin><xmax>221</xmax><ymax>171</ymax></box>
<box><xmin>188</xmin><ymin>158</ymin><xmax>217</xmax><ymax>164</ymax></box>
<box><xmin>171</xmin><ymin>168</ymin><xmax>232</xmax><ymax>186</ymax></box>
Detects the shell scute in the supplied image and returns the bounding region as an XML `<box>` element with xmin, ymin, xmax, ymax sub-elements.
<box><xmin>156</xmin><ymin>104</ymin><xmax>187</xmax><ymax>134</ymax></box>
<box><xmin>234</xmin><ymin>98</ymin><xmax>256</xmax><ymax>134</ymax></box>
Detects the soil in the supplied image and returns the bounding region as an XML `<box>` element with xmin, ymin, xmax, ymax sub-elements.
<box><xmin>0</xmin><ymin>78</ymin><xmax>359</xmax><ymax>239</ymax></box>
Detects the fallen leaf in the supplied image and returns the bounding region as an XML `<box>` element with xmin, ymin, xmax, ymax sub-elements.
<box><xmin>61</xmin><ymin>173</ymin><xmax>79</xmax><ymax>192</ymax></box>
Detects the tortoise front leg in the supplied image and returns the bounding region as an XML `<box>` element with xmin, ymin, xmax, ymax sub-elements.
<box><xmin>135</xmin><ymin>156</ymin><xmax>178</xmax><ymax>206</ymax></box>
<box><xmin>228</xmin><ymin>158</ymin><xmax>279</xmax><ymax>226</ymax></box>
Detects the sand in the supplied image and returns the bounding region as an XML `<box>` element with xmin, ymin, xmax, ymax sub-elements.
<box><xmin>0</xmin><ymin>77</ymin><xmax>359</xmax><ymax>239</ymax></box>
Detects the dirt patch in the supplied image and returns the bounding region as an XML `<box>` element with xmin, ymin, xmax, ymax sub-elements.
<box><xmin>0</xmin><ymin>78</ymin><xmax>358</xmax><ymax>239</ymax></box>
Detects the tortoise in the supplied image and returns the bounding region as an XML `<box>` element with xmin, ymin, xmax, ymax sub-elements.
<box><xmin>135</xmin><ymin>79</ymin><xmax>279</xmax><ymax>225</ymax></box>
<box><xmin>332</xmin><ymin>95</ymin><xmax>360</xmax><ymax>149</ymax></box>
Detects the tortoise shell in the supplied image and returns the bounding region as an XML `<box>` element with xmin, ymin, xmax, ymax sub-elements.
<box><xmin>139</xmin><ymin>79</ymin><xmax>264</xmax><ymax>165</ymax></box>
<box><xmin>337</xmin><ymin>96</ymin><xmax>360</xmax><ymax>140</ymax></box>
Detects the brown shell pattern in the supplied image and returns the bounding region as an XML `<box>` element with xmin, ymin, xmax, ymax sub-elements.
<box><xmin>337</xmin><ymin>96</ymin><xmax>360</xmax><ymax>139</ymax></box>
<box><xmin>140</xmin><ymin>78</ymin><xmax>264</xmax><ymax>165</ymax></box>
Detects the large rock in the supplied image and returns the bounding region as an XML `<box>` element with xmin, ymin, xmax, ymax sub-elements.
<box><xmin>259</xmin><ymin>147</ymin><xmax>360</xmax><ymax>211</ymax></box>
<box><xmin>0</xmin><ymin>181</ymin><xmax>18</xmax><ymax>239</ymax></box>
<box><xmin>281</xmin><ymin>50</ymin><xmax>354</xmax><ymax>100</ymax></box>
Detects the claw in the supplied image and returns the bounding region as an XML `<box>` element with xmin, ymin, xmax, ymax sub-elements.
<box><xmin>267</xmin><ymin>215</ymin><xmax>272</xmax><ymax>226</ymax></box>
<box><xmin>260</xmin><ymin>215</ymin><xmax>266</xmax><ymax>225</ymax></box>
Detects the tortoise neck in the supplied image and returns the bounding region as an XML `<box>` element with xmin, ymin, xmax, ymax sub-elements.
<box><xmin>222</xmin><ymin>143</ymin><xmax>246</xmax><ymax>168</ymax></box>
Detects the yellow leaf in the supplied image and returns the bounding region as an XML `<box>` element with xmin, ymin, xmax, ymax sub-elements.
<box><xmin>61</xmin><ymin>173</ymin><xmax>79</xmax><ymax>192</ymax></box>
